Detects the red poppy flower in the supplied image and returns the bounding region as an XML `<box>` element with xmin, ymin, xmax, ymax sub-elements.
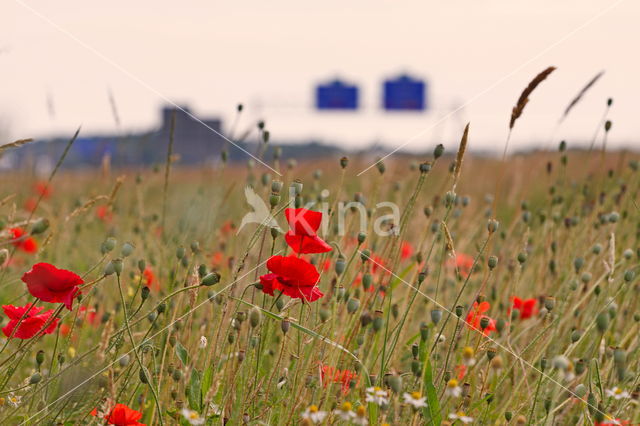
<box><xmin>447</xmin><ymin>253</ymin><xmax>474</xmax><ymax>277</ymax></box>
<box><xmin>91</xmin><ymin>403</ymin><xmax>145</xmax><ymax>426</ymax></box>
<box><xmin>9</xmin><ymin>228</ymin><xmax>38</xmax><ymax>253</ymax></box>
<box><xmin>401</xmin><ymin>241</ymin><xmax>414</xmax><ymax>260</ymax></box>
<box><xmin>284</xmin><ymin>208</ymin><xmax>331</xmax><ymax>254</ymax></box>
<box><xmin>259</xmin><ymin>255</ymin><xmax>323</xmax><ymax>302</ymax></box>
<box><xmin>24</xmin><ymin>197</ymin><xmax>38</xmax><ymax>212</ymax></box>
<box><xmin>465</xmin><ymin>301</ymin><xmax>496</xmax><ymax>336</ymax></box>
<box><xmin>142</xmin><ymin>267</ymin><xmax>157</xmax><ymax>290</ymax></box>
<box><xmin>456</xmin><ymin>364</ymin><xmax>467</xmax><ymax>380</ymax></box>
<box><xmin>21</xmin><ymin>263</ymin><xmax>84</xmax><ymax>310</ymax></box>
<box><xmin>320</xmin><ymin>363</ymin><xmax>358</xmax><ymax>395</ymax></box>
<box><xmin>96</xmin><ymin>205</ymin><xmax>113</xmax><ymax>223</ymax></box>
<box><xmin>510</xmin><ymin>297</ymin><xmax>538</xmax><ymax>320</ymax></box>
<box><xmin>34</xmin><ymin>181</ymin><xmax>52</xmax><ymax>198</ymax></box>
<box><xmin>2</xmin><ymin>304</ymin><xmax>59</xmax><ymax>339</ymax></box>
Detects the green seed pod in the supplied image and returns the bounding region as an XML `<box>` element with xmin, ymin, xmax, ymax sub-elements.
<box><xmin>372</xmin><ymin>311</ymin><xmax>384</xmax><ymax>332</ymax></box>
<box><xmin>544</xmin><ymin>296</ymin><xmax>555</xmax><ymax>311</ymax></box>
<box><xmin>176</xmin><ymin>246</ymin><xmax>186</xmax><ymax>260</ymax></box>
<box><xmin>487</xmin><ymin>219</ymin><xmax>500</xmax><ymax>234</ymax></box>
<box><xmin>29</xmin><ymin>372</ymin><xmax>42</xmax><ymax>384</ymax></box>
<box><xmin>104</xmin><ymin>261</ymin><xmax>116</xmax><ymax>276</ymax></box>
<box><xmin>319</xmin><ymin>308</ymin><xmax>330</xmax><ymax>322</ymax></box>
<box><xmin>517</xmin><ymin>252</ymin><xmax>527</xmax><ymax>264</ymax></box>
<box><xmin>455</xmin><ymin>305</ymin><xmax>464</xmax><ymax>317</ymax></box>
<box><xmin>172</xmin><ymin>369</ymin><xmax>182</xmax><ymax>382</ymax></box>
<box><xmin>411</xmin><ymin>360</ymin><xmax>421</xmax><ymax>376</ymax></box>
<box><xmin>360</xmin><ymin>249</ymin><xmax>371</xmax><ymax>263</ymax></box>
<box><xmin>487</xmin><ymin>255</ymin><xmax>498</xmax><ymax>270</ymax></box>
<box><xmin>496</xmin><ymin>318</ymin><xmax>506</xmax><ymax>333</ymax></box>
<box><xmin>36</xmin><ymin>350</ymin><xmax>45</xmax><ymax>366</ymax></box>
<box><xmin>138</xmin><ymin>259</ymin><xmax>146</xmax><ymax>273</ymax></box>
<box><xmin>571</xmin><ymin>329</ymin><xmax>581</xmax><ymax>343</ymax></box>
<box><xmin>574</xmin><ymin>384</ymin><xmax>586</xmax><ymax>398</ymax></box>
<box><xmin>147</xmin><ymin>311</ymin><xmax>158</xmax><ymax>322</ymax></box>
<box><xmin>347</xmin><ymin>298</ymin><xmax>360</xmax><ymax>314</ymax></box>
<box><xmin>104</xmin><ymin>237</ymin><xmax>117</xmax><ymax>252</ymax></box>
<box><xmin>281</xmin><ymin>318</ymin><xmax>290</xmax><ymax>334</ymax></box>
<box><xmin>190</xmin><ymin>241</ymin><xmax>200</xmax><ymax>254</ymax></box>
<box><xmin>31</xmin><ymin>218</ymin><xmax>50</xmax><ymax>235</ymax></box>
<box><xmin>119</xmin><ymin>354</ymin><xmax>131</xmax><ymax>367</ymax></box>
<box><xmin>596</xmin><ymin>312</ymin><xmax>609</xmax><ymax>333</ymax></box>
<box><xmin>624</xmin><ymin>270</ymin><xmax>635</xmax><ymax>282</ymax></box>
<box><xmin>480</xmin><ymin>317</ymin><xmax>490</xmax><ymax>330</ymax></box>
<box><xmin>139</xmin><ymin>287</ymin><xmax>150</xmax><ymax>302</ymax></box>
<box><xmin>335</xmin><ymin>256</ymin><xmax>346</xmax><ymax>275</ymax></box>
<box><xmin>360</xmin><ymin>311</ymin><xmax>372</xmax><ymax>327</ymax></box>
<box><xmin>139</xmin><ymin>368</ymin><xmax>149</xmax><ymax>384</ymax></box>
<box><xmin>291</xmin><ymin>180</ymin><xmax>303</xmax><ymax>195</ymax></box>
<box><xmin>431</xmin><ymin>309</ymin><xmax>442</xmax><ymax>325</ymax></box>
<box><xmin>575</xmin><ymin>359</ymin><xmax>586</xmax><ymax>375</ymax></box>
<box><xmin>433</xmin><ymin>144</ymin><xmax>445</xmax><ymax>159</ymax></box>
<box><xmin>419</xmin><ymin>162</ymin><xmax>431</xmax><ymax>173</ymax></box>
<box><xmin>340</xmin><ymin>157</ymin><xmax>349</xmax><ymax>169</ymax></box>
<box><xmin>388</xmin><ymin>375</ymin><xmax>402</xmax><ymax>393</ymax></box>
<box><xmin>362</xmin><ymin>273</ymin><xmax>372</xmax><ymax>290</ymax></box>
<box><xmin>201</xmin><ymin>272</ymin><xmax>221</xmax><ymax>286</ymax></box>
<box><xmin>269</xmin><ymin>193</ymin><xmax>280</xmax><ymax>208</ymax></box>
<box><xmin>357</xmin><ymin>232</ymin><xmax>366</xmax><ymax>244</ymax></box>
<box><xmin>376</xmin><ymin>159</ymin><xmax>386</xmax><ymax>175</ymax></box>
<box><xmin>121</xmin><ymin>242</ymin><xmax>134</xmax><ymax>257</ymax></box>
<box><xmin>420</xmin><ymin>323</ymin><xmax>429</xmax><ymax>341</ymax></box>
<box><xmin>249</xmin><ymin>307</ymin><xmax>261</xmax><ymax>328</ymax></box>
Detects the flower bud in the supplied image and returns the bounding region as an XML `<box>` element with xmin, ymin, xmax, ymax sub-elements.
<box><xmin>335</xmin><ymin>256</ymin><xmax>346</xmax><ymax>276</ymax></box>
<box><xmin>36</xmin><ymin>350</ymin><xmax>45</xmax><ymax>366</ymax></box>
<box><xmin>388</xmin><ymin>375</ymin><xmax>402</xmax><ymax>393</ymax></box>
<box><xmin>249</xmin><ymin>307</ymin><xmax>262</xmax><ymax>328</ymax></box>
<box><xmin>281</xmin><ymin>318</ymin><xmax>290</xmax><ymax>334</ymax></box>
<box><xmin>433</xmin><ymin>144</ymin><xmax>445</xmax><ymax>159</ymax></box>
<box><xmin>596</xmin><ymin>312</ymin><xmax>609</xmax><ymax>333</ymax></box>
<box><xmin>201</xmin><ymin>272</ymin><xmax>221</xmax><ymax>286</ymax></box>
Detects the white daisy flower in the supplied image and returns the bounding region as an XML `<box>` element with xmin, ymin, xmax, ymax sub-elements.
<box><xmin>448</xmin><ymin>411</ymin><xmax>474</xmax><ymax>424</ymax></box>
<box><xmin>333</xmin><ymin>402</ymin><xmax>356</xmax><ymax>421</ymax></box>
<box><xmin>181</xmin><ymin>408</ymin><xmax>205</xmax><ymax>425</ymax></box>
<box><xmin>365</xmin><ymin>386</ymin><xmax>389</xmax><ymax>406</ymax></box>
<box><xmin>301</xmin><ymin>405</ymin><xmax>327</xmax><ymax>424</ymax></box>
<box><xmin>352</xmin><ymin>405</ymin><xmax>369</xmax><ymax>425</ymax></box>
<box><xmin>403</xmin><ymin>391</ymin><xmax>427</xmax><ymax>409</ymax></box>
<box><xmin>462</xmin><ymin>346</ymin><xmax>476</xmax><ymax>366</ymax></box>
<box><xmin>7</xmin><ymin>393</ymin><xmax>21</xmax><ymax>408</ymax></box>
<box><xmin>445</xmin><ymin>379</ymin><xmax>462</xmax><ymax>398</ymax></box>
<box><xmin>606</xmin><ymin>387</ymin><xmax>631</xmax><ymax>400</ymax></box>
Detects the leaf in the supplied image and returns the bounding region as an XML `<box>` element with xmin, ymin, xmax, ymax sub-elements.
<box><xmin>201</xmin><ymin>365</ymin><xmax>214</xmax><ymax>398</ymax></box>
<box><xmin>187</xmin><ymin>368</ymin><xmax>202</xmax><ymax>411</ymax></box>
<box><xmin>175</xmin><ymin>342</ymin><xmax>189</xmax><ymax>366</ymax></box>
<box><xmin>421</xmin><ymin>359</ymin><xmax>442</xmax><ymax>425</ymax></box>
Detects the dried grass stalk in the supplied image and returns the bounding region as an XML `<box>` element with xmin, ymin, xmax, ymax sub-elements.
<box><xmin>0</xmin><ymin>138</ymin><xmax>34</xmax><ymax>152</ymax></box>
<box><xmin>453</xmin><ymin>123</ymin><xmax>470</xmax><ymax>189</ymax></box>
<box><xmin>510</xmin><ymin>66</ymin><xmax>556</xmax><ymax>129</ymax></box>
<box><xmin>560</xmin><ymin>70</ymin><xmax>604</xmax><ymax>123</ymax></box>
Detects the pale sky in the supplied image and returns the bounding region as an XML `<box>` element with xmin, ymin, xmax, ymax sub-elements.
<box><xmin>2</xmin><ymin>0</ymin><xmax>639</xmax><ymax>152</ymax></box>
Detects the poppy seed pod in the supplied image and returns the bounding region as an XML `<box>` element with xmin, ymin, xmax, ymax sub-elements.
<box><xmin>319</xmin><ymin>308</ymin><xmax>330</xmax><ymax>322</ymax></box>
<box><xmin>388</xmin><ymin>375</ymin><xmax>402</xmax><ymax>393</ymax></box>
<box><xmin>596</xmin><ymin>312</ymin><xmax>609</xmax><ymax>333</ymax></box>
<box><xmin>372</xmin><ymin>311</ymin><xmax>384</xmax><ymax>332</ymax></box>
<box><xmin>360</xmin><ymin>311</ymin><xmax>372</xmax><ymax>327</ymax></box>
<box><xmin>31</xmin><ymin>218</ymin><xmax>49</xmax><ymax>235</ymax></box>
<box><xmin>29</xmin><ymin>372</ymin><xmax>42</xmax><ymax>384</ymax></box>
<box><xmin>141</xmin><ymin>286</ymin><xmax>150</xmax><ymax>301</ymax></box>
<box><xmin>433</xmin><ymin>144</ymin><xmax>445</xmax><ymax>159</ymax></box>
<box><xmin>340</xmin><ymin>156</ymin><xmax>349</xmax><ymax>169</ymax></box>
<box><xmin>104</xmin><ymin>261</ymin><xmax>116</xmax><ymax>276</ymax></box>
<box><xmin>176</xmin><ymin>246</ymin><xmax>186</xmax><ymax>260</ymax></box>
<box><xmin>119</xmin><ymin>354</ymin><xmax>130</xmax><ymax>367</ymax></box>
<box><xmin>419</xmin><ymin>162</ymin><xmax>431</xmax><ymax>173</ymax></box>
<box><xmin>138</xmin><ymin>259</ymin><xmax>146</xmax><ymax>273</ymax></box>
<box><xmin>119</xmin><ymin>242</ymin><xmax>133</xmax><ymax>258</ymax></box>
<box><xmin>249</xmin><ymin>307</ymin><xmax>261</xmax><ymax>328</ymax></box>
<box><xmin>347</xmin><ymin>298</ymin><xmax>360</xmax><ymax>314</ymax></box>
<box><xmin>431</xmin><ymin>309</ymin><xmax>442</xmax><ymax>324</ymax></box>
<box><xmin>201</xmin><ymin>272</ymin><xmax>221</xmax><ymax>286</ymax></box>
<box><xmin>376</xmin><ymin>160</ymin><xmax>385</xmax><ymax>175</ymax></box>
<box><xmin>335</xmin><ymin>256</ymin><xmax>346</xmax><ymax>275</ymax></box>
<box><xmin>360</xmin><ymin>249</ymin><xmax>371</xmax><ymax>263</ymax></box>
<box><xmin>281</xmin><ymin>318</ymin><xmax>290</xmax><ymax>334</ymax></box>
<box><xmin>139</xmin><ymin>368</ymin><xmax>149</xmax><ymax>384</ymax></box>
<box><xmin>291</xmin><ymin>180</ymin><xmax>303</xmax><ymax>195</ymax></box>
<box><xmin>604</xmin><ymin>120</ymin><xmax>612</xmax><ymax>132</ymax></box>
<box><xmin>362</xmin><ymin>273</ymin><xmax>373</xmax><ymax>290</ymax></box>
<box><xmin>487</xmin><ymin>255</ymin><xmax>498</xmax><ymax>270</ymax></box>
<box><xmin>487</xmin><ymin>219</ymin><xmax>499</xmax><ymax>233</ymax></box>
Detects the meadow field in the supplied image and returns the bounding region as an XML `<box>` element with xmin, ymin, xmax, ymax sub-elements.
<box><xmin>0</xmin><ymin>64</ymin><xmax>636</xmax><ymax>426</ymax></box>
<box><xmin>0</xmin><ymin>136</ymin><xmax>639</xmax><ymax>426</ymax></box>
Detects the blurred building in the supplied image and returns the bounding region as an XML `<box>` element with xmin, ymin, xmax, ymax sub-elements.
<box><xmin>5</xmin><ymin>106</ymin><xmax>227</xmax><ymax>169</ymax></box>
